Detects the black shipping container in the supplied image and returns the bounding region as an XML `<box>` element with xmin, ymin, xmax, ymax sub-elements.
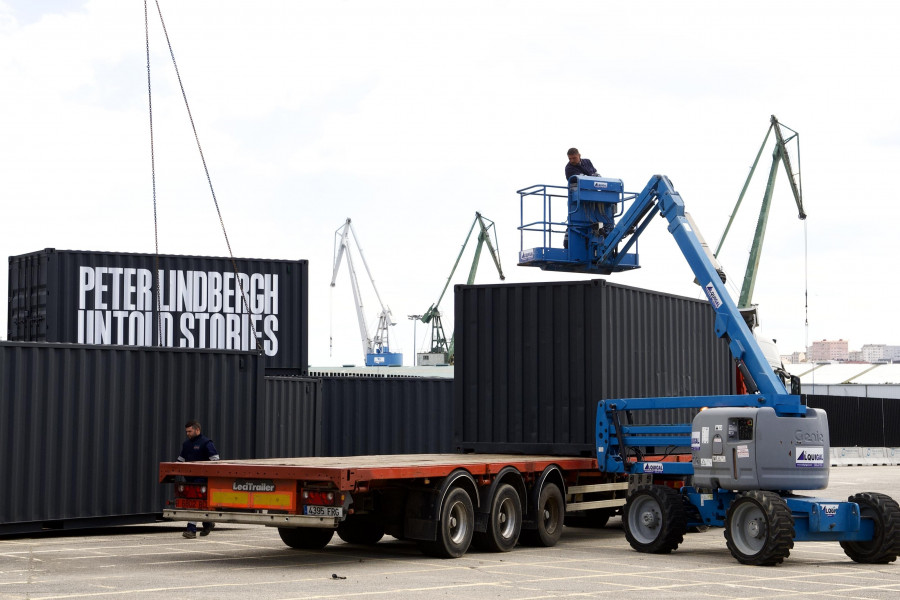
<box><xmin>8</xmin><ymin>249</ymin><xmax>308</xmax><ymax>374</ymax></box>
<box><xmin>317</xmin><ymin>377</ymin><xmax>454</xmax><ymax>456</ymax></box>
<box><xmin>0</xmin><ymin>341</ymin><xmax>263</xmax><ymax>534</ymax></box>
<box><xmin>454</xmin><ymin>279</ymin><xmax>736</xmax><ymax>455</ymax></box>
<box><xmin>260</xmin><ymin>377</ymin><xmax>322</xmax><ymax>458</ymax></box>
<box><xmin>805</xmin><ymin>395</ymin><xmax>900</xmax><ymax>447</ymax></box>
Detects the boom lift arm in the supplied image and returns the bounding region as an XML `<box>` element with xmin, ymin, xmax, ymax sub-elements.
<box><xmin>520</xmin><ymin>174</ymin><xmax>791</xmax><ymax>403</ymax></box>
<box><xmin>420</xmin><ymin>212</ymin><xmax>505</xmax><ymax>361</ymax></box>
<box><xmin>330</xmin><ymin>218</ymin><xmax>402</xmax><ymax>366</ymax></box>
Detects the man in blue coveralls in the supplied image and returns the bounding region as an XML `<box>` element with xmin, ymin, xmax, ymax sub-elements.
<box><xmin>565</xmin><ymin>147</ymin><xmax>599</xmax><ymax>179</ymax></box>
<box><xmin>178</xmin><ymin>420</ymin><xmax>220</xmax><ymax>539</ymax></box>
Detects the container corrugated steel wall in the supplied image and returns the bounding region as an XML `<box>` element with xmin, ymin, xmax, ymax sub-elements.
<box><xmin>805</xmin><ymin>395</ymin><xmax>900</xmax><ymax>447</ymax></box>
<box><xmin>318</xmin><ymin>377</ymin><xmax>454</xmax><ymax>456</ymax></box>
<box><xmin>258</xmin><ymin>377</ymin><xmax>321</xmax><ymax>458</ymax></box>
<box><xmin>454</xmin><ymin>279</ymin><xmax>735</xmax><ymax>455</ymax></box>
<box><xmin>8</xmin><ymin>249</ymin><xmax>308</xmax><ymax>373</ymax></box>
<box><xmin>0</xmin><ymin>341</ymin><xmax>262</xmax><ymax>534</ymax></box>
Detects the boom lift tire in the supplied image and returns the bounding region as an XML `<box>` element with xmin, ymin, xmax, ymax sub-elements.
<box><xmin>520</xmin><ymin>482</ymin><xmax>565</xmax><ymax>547</ymax></box>
<box><xmin>472</xmin><ymin>483</ymin><xmax>522</xmax><ymax>552</ymax></box>
<box><xmin>724</xmin><ymin>490</ymin><xmax>795</xmax><ymax>565</ymax></box>
<box><xmin>278</xmin><ymin>526</ymin><xmax>334</xmax><ymax>550</ymax></box>
<box><xmin>623</xmin><ymin>485</ymin><xmax>687</xmax><ymax>554</ymax></box>
<box><xmin>840</xmin><ymin>492</ymin><xmax>900</xmax><ymax>564</ymax></box>
<box><xmin>336</xmin><ymin>513</ymin><xmax>386</xmax><ymax>545</ymax></box>
<box><xmin>418</xmin><ymin>486</ymin><xmax>475</xmax><ymax>558</ymax></box>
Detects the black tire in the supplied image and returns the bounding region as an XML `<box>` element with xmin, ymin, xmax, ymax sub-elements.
<box><xmin>418</xmin><ymin>486</ymin><xmax>474</xmax><ymax>558</ymax></box>
<box><xmin>472</xmin><ymin>484</ymin><xmax>522</xmax><ymax>552</ymax></box>
<box><xmin>520</xmin><ymin>483</ymin><xmax>565</xmax><ymax>547</ymax></box>
<box><xmin>336</xmin><ymin>514</ymin><xmax>386</xmax><ymax>545</ymax></box>
<box><xmin>724</xmin><ymin>490</ymin><xmax>794</xmax><ymax>566</ymax></box>
<box><xmin>277</xmin><ymin>526</ymin><xmax>334</xmax><ymax>550</ymax></box>
<box><xmin>841</xmin><ymin>492</ymin><xmax>900</xmax><ymax>564</ymax></box>
<box><xmin>623</xmin><ymin>485</ymin><xmax>686</xmax><ymax>554</ymax></box>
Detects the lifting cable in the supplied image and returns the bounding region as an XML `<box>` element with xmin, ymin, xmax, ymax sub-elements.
<box><xmin>144</xmin><ymin>1</ymin><xmax>162</xmax><ymax>345</ymax></box>
<box><xmin>145</xmin><ymin>0</ymin><xmax>261</xmax><ymax>351</ymax></box>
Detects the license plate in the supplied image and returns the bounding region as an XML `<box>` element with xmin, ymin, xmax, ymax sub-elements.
<box><xmin>303</xmin><ymin>505</ymin><xmax>343</xmax><ymax>518</ymax></box>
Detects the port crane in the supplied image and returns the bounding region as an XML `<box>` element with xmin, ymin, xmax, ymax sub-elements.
<box><xmin>715</xmin><ymin>114</ymin><xmax>807</xmax><ymax>328</ymax></box>
<box><xmin>330</xmin><ymin>218</ymin><xmax>402</xmax><ymax>366</ymax></box>
<box><xmin>419</xmin><ymin>212</ymin><xmax>505</xmax><ymax>365</ymax></box>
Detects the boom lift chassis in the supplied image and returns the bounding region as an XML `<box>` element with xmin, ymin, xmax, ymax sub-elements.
<box><xmin>519</xmin><ymin>174</ymin><xmax>900</xmax><ymax>565</ymax></box>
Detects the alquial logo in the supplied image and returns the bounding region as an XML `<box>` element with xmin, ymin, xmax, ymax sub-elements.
<box><xmin>704</xmin><ymin>282</ymin><xmax>723</xmax><ymax>309</ymax></box>
<box><xmin>796</xmin><ymin>447</ymin><xmax>825</xmax><ymax>467</ymax></box>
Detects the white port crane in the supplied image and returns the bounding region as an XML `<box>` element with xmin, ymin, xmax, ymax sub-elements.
<box><xmin>330</xmin><ymin>218</ymin><xmax>402</xmax><ymax>366</ymax></box>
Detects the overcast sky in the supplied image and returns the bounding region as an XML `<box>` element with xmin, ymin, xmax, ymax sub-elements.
<box><xmin>1</xmin><ymin>1</ymin><xmax>898</xmax><ymax>366</ymax></box>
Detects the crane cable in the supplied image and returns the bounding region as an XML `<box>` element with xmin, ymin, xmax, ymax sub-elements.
<box><xmin>144</xmin><ymin>1</ymin><xmax>162</xmax><ymax>346</ymax></box>
<box><xmin>145</xmin><ymin>0</ymin><xmax>261</xmax><ymax>351</ymax></box>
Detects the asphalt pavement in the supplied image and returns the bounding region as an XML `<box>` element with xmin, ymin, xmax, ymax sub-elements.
<box><xmin>1</xmin><ymin>466</ymin><xmax>899</xmax><ymax>600</ymax></box>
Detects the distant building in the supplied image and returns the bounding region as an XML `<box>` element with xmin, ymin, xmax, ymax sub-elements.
<box><xmin>886</xmin><ymin>345</ymin><xmax>900</xmax><ymax>362</ymax></box>
<box><xmin>786</xmin><ymin>351</ymin><xmax>807</xmax><ymax>364</ymax></box>
<box><xmin>849</xmin><ymin>350</ymin><xmax>864</xmax><ymax>362</ymax></box>
<box><xmin>807</xmin><ymin>339</ymin><xmax>848</xmax><ymax>362</ymax></box>
<box><xmin>861</xmin><ymin>344</ymin><xmax>887</xmax><ymax>363</ymax></box>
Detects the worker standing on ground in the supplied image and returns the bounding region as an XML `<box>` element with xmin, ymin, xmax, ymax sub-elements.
<box><xmin>178</xmin><ymin>420</ymin><xmax>220</xmax><ymax>539</ymax></box>
<box><xmin>565</xmin><ymin>148</ymin><xmax>599</xmax><ymax>179</ymax></box>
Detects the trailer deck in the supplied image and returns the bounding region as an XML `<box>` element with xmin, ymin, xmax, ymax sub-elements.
<box><xmin>159</xmin><ymin>454</ymin><xmax>600</xmax><ymax>491</ymax></box>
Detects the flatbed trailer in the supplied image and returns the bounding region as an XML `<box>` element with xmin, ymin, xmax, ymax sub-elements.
<box><xmin>159</xmin><ymin>453</ymin><xmax>640</xmax><ymax>558</ymax></box>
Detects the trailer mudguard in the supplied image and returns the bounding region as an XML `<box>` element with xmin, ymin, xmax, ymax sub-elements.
<box><xmin>475</xmin><ymin>466</ymin><xmax>527</xmax><ymax>532</ymax></box>
<box><xmin>403</xmin><ymin>469</ymin><xmax>479</xmax><ymax>542</ymax></box>
<box><xmin>522</xmin><ymin>464</ymin><xmax>566</xmax><ymax>531</ymax></box>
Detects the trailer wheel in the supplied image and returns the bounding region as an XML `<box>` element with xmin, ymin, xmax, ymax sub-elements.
<box><xmin>725</xmin><ymin>490</ymin><xmax>794</xmax><ymax>566</ymax></box>
<box><xmin>623</xmin><ymin>485</ymin><xmax>686</xmax><ymax>554</ymax></box>
<box><xmin>473</xmin><ymin>483</ymin><xmax>522</xmax><ymax>552</ymax></box>
<box><xmin>336</xmin><ymin>514</ymin><xmax>385</xmax><ymax>545</ymax></box>
<box><xmin>277</xmin><ymin>526</ymin><xmax>334</xmax><ymax>550</ymax></box>
<box><xmin>520</xmin><ymin>482</ymin><xmax>565</xmax><ymax>547</ymax></box>
<box><xmin>841</xmin><ymin>492</ymin><xmax>900</xmax><ymax>564</ymax></box>
<box><xmin>419</xmin><ymin>486</ymin><xmax>474</xmax><ymax>558</ymax></box>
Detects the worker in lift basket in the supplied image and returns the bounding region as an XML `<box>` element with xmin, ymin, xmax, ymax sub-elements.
<box><xmin>178</xmin><ymin>420</ymin><xmax>220</xmax><ymax>539</ymax></box>
<box><xmin>563</xmin><ymin>148</ymin><xmax>600</xmax><ymax>248</ymax></box>
<box><xmin>564</xmin><ymin>147</ymin><xmax>599</xmax><ymax>179</ymax></box>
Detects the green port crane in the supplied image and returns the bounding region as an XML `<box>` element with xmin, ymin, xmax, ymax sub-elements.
<box><xmin>715</xmin><ymin>114</ymin><xmax>807</xmax><ymax>328</ymax></box>
<box><xmin>419</xmin><ymin>212</ymin><xmax>505</xmax><ymax>365</ymax></box>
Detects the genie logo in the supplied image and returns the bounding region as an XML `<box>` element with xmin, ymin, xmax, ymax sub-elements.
<box><xmin>795</xmin><ymin>430</ymin><xmax>824</xmax><ymax>443</ymax></box>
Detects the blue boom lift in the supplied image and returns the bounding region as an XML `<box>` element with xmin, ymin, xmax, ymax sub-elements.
<box><xmin>518</xmin><ymin>174</ymin><xmax>900</xmax><ymax>565</ymax></box>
